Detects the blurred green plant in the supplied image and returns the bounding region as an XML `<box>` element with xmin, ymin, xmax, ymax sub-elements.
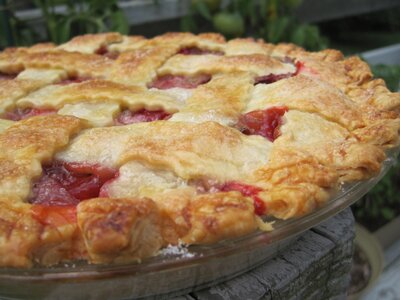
<box><xmin>181</xmin><ymin>0</ymin><xmax>328</xmax><ymax>51</ymax></box>
<box><xmin>0</xmin><ymin>1</ymin><xmax>39</xmax><ymax>47</ymax></box>
<box><xmin>352</xmin><ymin>158</ymin><xmax>400</xmax><ymax>231</ymax></box>
<box><xmin>370</xmin><ymin>64</ymin><xmax>400</xmax><ymax>92</ymax></box>
<box><xmin>34</xmin><ymin>0</ymin><xmax>129</xmax><ymax>44</ymax></box>
<box><xmin>0</xmin><ymin>0</ymin><xmax>128</xmax><ymax>47</ymax></box>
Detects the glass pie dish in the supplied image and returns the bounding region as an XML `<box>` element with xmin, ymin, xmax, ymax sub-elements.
<box><xmin>0</xmin><ymin>148</ymin><xmax>398</xmax><ymax>300</ymax></box>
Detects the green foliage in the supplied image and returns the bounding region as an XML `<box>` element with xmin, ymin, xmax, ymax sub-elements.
<box><xmin>0</xmin><ymin>2</ymin><xmax>40</xmax><ymax>48</ymax></box>
<box><xmin>213</xmin><ymin>12</ymin><xmax>244</xmax><ymax>38</ymax></box>
<box><xmin>1</xmin><ymin>0</ymin><xmax>128</xmax><ymax>47</ymax></box>
<box><xmin>370</xmin><ymin>64</ymin><xmax>400</xmax><ymax>92</ymax></box>
<box><xmin>183</xmin><ymin>0</ymin><xmax>328</xmax><ymax>51</ymax></box>
<box><xmin>34</xmin><ymin>0</ymin><xmax>129</xmax><ymax>44</ymax></box>
<box><xmin>352</xmin><ymin>158</ymin><xmax>400</xmax><ymax>228</ymax></box>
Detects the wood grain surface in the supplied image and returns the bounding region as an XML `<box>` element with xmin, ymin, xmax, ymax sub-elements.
<box><xmin>164</xmin><ymin>208</ymin><xmax>355</xmax><ymax>300</ymax></box>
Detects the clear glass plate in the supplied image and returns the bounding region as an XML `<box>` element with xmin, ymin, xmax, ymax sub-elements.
<box><xmin>0</xmin><ymin>148</ymin><xmax>398</xmax><ymax>300</ymax></box>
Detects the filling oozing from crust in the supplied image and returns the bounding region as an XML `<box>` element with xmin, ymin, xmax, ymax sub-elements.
<box><xmin>237</xmin><ymin>106</ymin><xmax>288</xmax><ymax>141</ymax></box>
<box><xmin>3</xmin><ymin>107</ymin><xmax>57</xmax><ymax>121</ymax></box>
<box><xmin>192</xmin><ymin>179</ymin><xmax>266</xmax><ymax>216</ymax></box>
<box><xmin>56</xmin><ymin>76</ymin><xmax>92</xmax><ymax>85</ymax></box>
<box><xmin>29</xmin><ymin>160</ymin><xmax>268</xmax><ymax>217</ymax></box>
<box><xmin>95</xmin><ymin>45</ymin><xmax>120</xmax><ymax>60</ymax></box>
<box><xmin>114</xmin><ymin>108</ymin><xmax>172</xmax><ymax>125</ymax></box>
<box><xmin>254</xmin><ymin>73</ymin><xmax>294</xmax><ymax>85</ymax></box>
<box><xmin>294</xmin><ymin>61</ymin><xmax>318</xmax><ymax>76</ymax></box>
<box><xmin>0</xmin><ymin>72</ymin><xmax>18</xmax><ymax>80</ymax></box>
<box><xmin>254</xmin><ymin>61</ymin><xmax>305</xmax><ymax>85</ymax></box>
<box><xmin>178</xmin><ymin>47</ymin><xmax>224</xmax><ymax>56</ymax></box>
<box><xmin>220</xmin><ymin>182</ymin><xmax>266</xmax><ymax>216</ymax></box>
<box><xmin>29</xmin><ymin>161</ymin><xmax>118</xmax><ymax>206</ymax></box>
<box><xmin>149</xmin><ymin>74</ymin><xmax>212</xmax><ymax>90</ymax></box>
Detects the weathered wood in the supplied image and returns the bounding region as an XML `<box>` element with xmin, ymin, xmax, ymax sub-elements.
<box><xmin>168</xmin><ymin>208</ymin><xmax>355</xmax><ymax>300</ymax></box>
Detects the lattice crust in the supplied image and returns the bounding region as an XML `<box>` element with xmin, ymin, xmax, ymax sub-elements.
<box><xmin>0</xmin><ymin>32</ymin><xmax>399</xmax><ymax>267</ymax></box>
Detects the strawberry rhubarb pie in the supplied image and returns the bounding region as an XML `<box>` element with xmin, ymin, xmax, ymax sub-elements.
<box><xmin>0</xmin><ymin>32</ymin><xmax>399</xmax><ymax>267</ymax></box>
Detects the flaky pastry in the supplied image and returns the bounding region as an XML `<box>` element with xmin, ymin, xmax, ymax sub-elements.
<box><xmin>0</xmin><ymin>32</ymin><xmax>399</xmax><ymax>267</ymax></box>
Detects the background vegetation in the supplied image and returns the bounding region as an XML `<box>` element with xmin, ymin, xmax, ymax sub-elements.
<box><xmin>182</xmin><ymin>0</ymin><xmax>328</xmax><ymax>50</ymax></box>
<box><xmin>0</xmin><ymin>0</ymin><xmax>129</xmax><ymax>47</ymax></box>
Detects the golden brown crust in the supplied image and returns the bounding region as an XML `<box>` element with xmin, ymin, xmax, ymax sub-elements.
<box><xmin>0</xmin><ymin>201</ymin><xmax>41</xmax><ymax>267</ymax></box>
<box><xmin>0</xmin><ymin>32</ymin><xmax>399</xmax><ymax>267</ymax></box>
<box><xmin>77</xmin><ymin>197</ymin><xmax>163</xmax><ymax>264</ymax></box>
<box><xmin>108</xmin><ymin>46</ymin><xmax>179</xmax><ymax>86</ymax></box>
<box><xmin>170</xmin><ymin>72</ymin><xmax>253</xmax><ymax>125</ymax></box>
<box><xmin>0</xmin><ymin>68</ymin><xmax>66</xmax><ymax>113</ymax></box>
<box><xmin>249</xmin><ymin>75</ymin><xmax>365</xmax><ymax>130</ymax></box>
<box><xmin>0</xmin><ymin>116</ymin><xmax>85</xmax><ymax>200</ymax></box>
<box><xmin>0</xmin><ymin>49</ymin><xmax>112</xmax><ymax>77</ymax></box>
<box><xmin>58</xmin><ymin>32</ymin><xmax>123</xmax><ymax>54</ymax></box>
<box><xmin>181</xmin><ymin>193</ymin><xmax>258</xmax><ymax>244</ymax></box>
<box><xmin>157</xmin><ymin>53</ymin><xmax>295</xmax><ymax>77</ymax></box>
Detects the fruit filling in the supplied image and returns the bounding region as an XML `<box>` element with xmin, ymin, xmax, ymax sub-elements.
<box><xmin>294</xmin><ymin>61</ymin><xmax>318</xmax><ymax>75</ymax></box>
<box><xmin>29</xmin><ymin>161</ymin><xmax>117</xmax><ymax>206</ymax></box>
<box><xmin>193</xmin><ymin>179</ymin><xmax>267</xmax><ymax>216</ymax></box>
<box><xmin>57</xmin><ymin>76</ymin><xmax>92</xmax><ymax>85</ymax></box>
<box><xmin>254</xmin><ymin>73</ymin><xmax>293</xmax><ymax>85</ymax></box>
<box><xmin>237</xmin><ymin>106</ymin><xmax>288</xmax><ymax>142</ymax></box>
<box><xmin>0</xmin><ymin>73</ymin><xmax>17</xmax><ymax>80</ymax></box>
<box><xmin>220</xmin><ymin>181</ymin><xmax>266</xmax><ymax>216</ymax></box>
<box><xmin>254</xmin><ymin>60</ymin><xmax>306</xmax><ymax>85</ymax></box>
<box><xmin>95</xmin><ymin>45</ymin><xmax>120</xmax><ymax>60</ymax></box>
<box><xmin>178</xmin><ymin>47</ymin><xmax>224</xmax><ymax>55</ymax></box>
<box><xmin>4</xmin><ymin>108</ymin><xmax>57</xmax><ymax>121</ymax></box>
<box><xmin>149</xmin><ymin>74</ymin><xmax>211</xmax><ymax>89</ymax></box>
<box><xmin>115</xmin><ymin>109</ymin><xmax>171</xmax><ymax>125</ymax></box>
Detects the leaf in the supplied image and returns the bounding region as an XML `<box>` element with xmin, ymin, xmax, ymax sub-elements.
<box><xmin>266</xmin><ymin>17</ymin><xmax>290</xmax><ymax>43</ymax></box>
<box><xmin>247</xmin><ymin>0</ymin><xmax>259</xmax><ymax>27</ymax></box>
<box><xmin>47</xmin><ymin>16</ymin><xmax>59</xmax><ymax>43</ymax></box>
<box><xmin>238</xmin><ymin>0</ymin><xmax>252</xmax><ymax>15</ymax></box>
<box><xmin>260</xmin><ymin>0</ymin><xmax>269</xmax><ymax>20</ymax></box>
<box><xmin>58</xmin><ymin>19</ymin><xmax>71</xmax><ymax>43</ymax></box>
<box><xmin>193</xmin><ymin>1</ymin><xmax>212</xmax><ymax>21</ymax></box>
<box><xmin>181</xmin><ymin>15</ymin><xmax>197</xmax><ymax>32</ymax></box>
<box><xmin>290</xmin><ymin>24</ymin><xmax>306</xmax><ymax>46</ymax></box>
<box><xmin>109</xmin><ymin>10</ymin><xmax>129</xmax><ymax>34</ymax></box>
<box><xmin>381</xmin><ymin>208</ymin><xmax>396</xmax><ymax>220</ymax></box>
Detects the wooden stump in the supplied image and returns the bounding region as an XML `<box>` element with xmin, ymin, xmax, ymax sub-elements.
<box><xmin>170</xmin><ymin>208</ymin><xmax>355</xmax><ymax>300</ymax></box>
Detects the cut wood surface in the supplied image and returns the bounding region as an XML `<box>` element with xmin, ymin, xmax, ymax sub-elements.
<box><xmin>140</xmin><ymin>208</ymin><xmax>355</xmax><ymax>300</ymax></box>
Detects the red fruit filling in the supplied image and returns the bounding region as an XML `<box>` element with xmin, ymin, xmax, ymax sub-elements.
<box><xmin>29</xmin><ymin>161</ymin><xmax>118</xmax><ymax>206</ymax></box>
<box><xmin>294</xmin><ymin>61</ymin><xmax>318</xmax><ymax>76</ymax></box>
<box><xmin>98</xmin><ymin>172</ymin><xmax>120</xmax><ymax>198</ymax></box>
<box><xmin>0</xmin><ymin>73</ymin><xmax>17</xmax><ymax>80</ymax></box>
<box><xmin>95</xmin><ymin>45</ymin><xmax>120</xmax><ymax>60</ymax></box>
<box><xmin>4</xmin><ymin>108</ymin><xmax>57</xmax><ymax>121</ymax></box>
<box><xmin>115</xmin><ymin>109</ymin><xmax>171</xmax><ymax>125</ymax></box>
<box><xmin>178</xmin><ymin>47</ymin><xmax>224</xmax><ymax>56</ymax></box>
<box><xmin>294</xmin><ymin>61</ymin><xmax>305</xmax><ymax>75</ymax></box>
<box><xmin>255</xmin><ymin>73</ymin><xmax>293</xmax><ymax>85</ymax></box>
<box><xmin>149</xmin><ymin>74</ymin><xmax>211</xmax><ymax>89</ymax></box>
<box><xmin>255</xmin><ymin>60</ymin><xmax>307</xmax><ymax>85</ymax></box>
<box><xmin>237</xmin><ymin>106</ymin><xmax>288</xmax><ymax>142</ymax></box>
<box><xmin>57</xmin><ymin>76</ymin><xmax>92</xmax><ymax>85</ymax></box>
<box><xmin>221</xmin><ymin>182</ymin><xmax>266</xmax><ymax>216</ymax></box>
<box><xmin>193</xmin><ymin>180</ymin><xmax>267</xmax><ymax>216</ymax></box>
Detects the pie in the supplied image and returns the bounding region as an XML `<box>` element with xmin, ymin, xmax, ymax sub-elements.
<box><xmin>0</xmin><ymin>32</ymin><xmax>399</xmax><ymax>267</ymax></box>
